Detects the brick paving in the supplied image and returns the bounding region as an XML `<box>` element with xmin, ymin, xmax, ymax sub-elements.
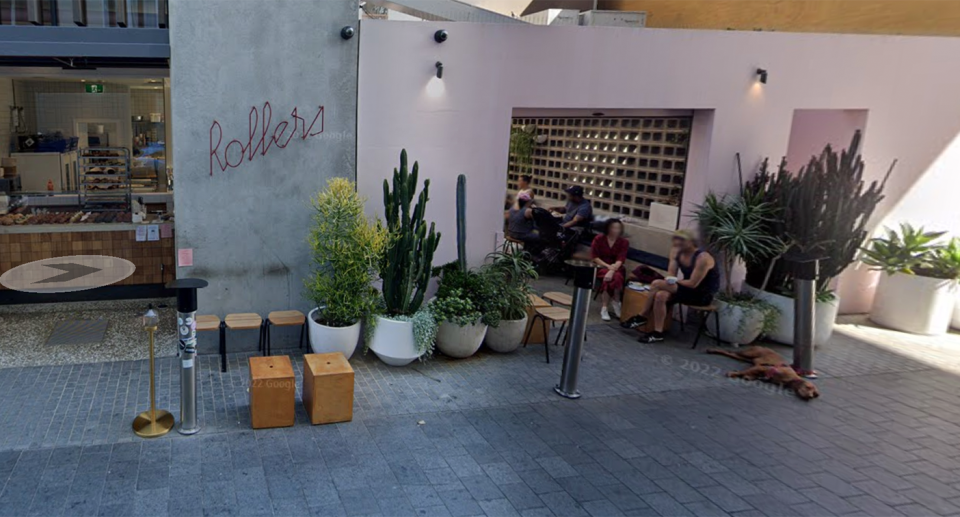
<box><xmin>2</xmin><ymin>319</ymin><xmax>960</xmax><ymax>516</ymax></box>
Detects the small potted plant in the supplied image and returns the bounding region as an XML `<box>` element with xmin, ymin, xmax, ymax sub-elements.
<box><xmin>432</xmin><ymin>288</ymin><xmax>487</xmax><ymax>359</ymax></box>
<box><xmin>367</xmin><ymin>150</ymin><xmax>441</xmax><ymax>366</ymax></box>
<box><xmin>305</xmin><ymin>178</ymin><xmax>387</xmax><ymax>359</ymax></box>
<box><xmin>862</xmin><ymin>224</ymin><xmax>958</xmax><ymax>335</ymax></box>
<box><xmin>483</xmin><ymin>250</ymin><xmax>537</xmax><ymax>353</ymax></box>
<box><xmin>694</xmin><ymin>192</ymin><xmax>780</xmax><ymax>345</ymax></box>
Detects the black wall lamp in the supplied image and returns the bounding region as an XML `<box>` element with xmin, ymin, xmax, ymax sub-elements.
<box><xmin>434</xmin><ymin>29</ymin><xmax>448</xmax><ymax>43</ymax></box>
<box><xmin>435</xmin><ymin>61</ymin><xmax>444</xmax><ymax>79</ymax></box>
<box><xmin>756</xmin><ymin>68</ymin><xmax>768</xmax><ymax>84</ymax></box>
<box><xmin>340</xmin><ymin>26</ymin><xmax>356</xmax><ymax>40</ymax></box>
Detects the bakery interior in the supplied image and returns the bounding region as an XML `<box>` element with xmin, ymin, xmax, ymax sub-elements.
<box><xmin>0</xmin><ymin>75</ymin><xmax>176</xmax><ymax>302</ymax></box>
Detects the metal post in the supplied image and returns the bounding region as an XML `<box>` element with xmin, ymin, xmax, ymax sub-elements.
<box><xmin>167</xmin><ymin>278</ymin><xmax>208</xmax><ymax>435</ymax></box>
<box><xmin>555</xmin><ymin>259</ymin><xmax>596</xmax><ymax>399</ymax></box>
<box><xmin>791</xmin><ymin>258</ymin><xmax>818</xmax><ymax>378</ymax></box>
<box><xmin>133</xmin><ymin>306</ymin><xmax>174</xmax><ymax>438</ymax></box>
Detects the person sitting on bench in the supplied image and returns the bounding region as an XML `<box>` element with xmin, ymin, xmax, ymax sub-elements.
<box><xmin>551</xmin><ymin>185</ymin><xmax>593</xmax><ymax>230</ymax></box>
<box><xmin>629</xmin><ymin>229</ymin><xmax>720</xmax><ymax>343</ymax></box>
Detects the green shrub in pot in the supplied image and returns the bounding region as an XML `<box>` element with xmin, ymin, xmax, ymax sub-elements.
<box><xmin>483</xmin><ymin>251</ymin><xmax>538</xmax><ymax>353</ymax></box>
<box><xmin>861</xmin><ymin>224</ymin><xmax>958</xmax><ymax>335</ymax></box>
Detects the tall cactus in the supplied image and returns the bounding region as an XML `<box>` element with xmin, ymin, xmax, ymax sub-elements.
<box><xmin>381</xmin><ymin>149</ymin><xmax>441</xmax><ymax>316</ymax></box>
<box><xmin>456</xmin><ymin>174</ymin><xmax>467</xmax><ymax>272</ymax></box>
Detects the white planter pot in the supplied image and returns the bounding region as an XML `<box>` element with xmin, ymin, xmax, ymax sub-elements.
<box><xmin>871</xmin><ymin>273</ymin><xmax>956</xmax><ymax>336</ymax></box>
<box><xmin>307</xmin><ymin>309</ymin><xmax>361</xmax><ymax>359</ymax></box>
<box><xmin>716</xmin><ymin>299</ymin><xmax>765</xmax><ymax>346</ymax></box>
<box><xmin>484</xmin><ymin>316</ymin><xmax>528</xmax><ymax>353</ymax></box>
<box><xmin>744</xmin><ymin>286</ymin><xmax>840</xmax><ymax>347</ymax></box>
<box><xmin>368</xmin><ymin>316</ymin><xmax>423</xmax><ymax>366</ymax></box>
<box><xmin>953</xmin><ymin>289</ymin><xmax>960</xmax><ymax>330</ymax></box>
<box><xmin>436</xmin><ymin>321</ymin><xmax>488</xmax><ymax>359</ymax></box>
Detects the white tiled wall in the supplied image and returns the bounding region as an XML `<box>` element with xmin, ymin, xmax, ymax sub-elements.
<box><xmin>130</xmin><ymin>89</ymin><xmax>164</xmax><ymax>119</ymax></box>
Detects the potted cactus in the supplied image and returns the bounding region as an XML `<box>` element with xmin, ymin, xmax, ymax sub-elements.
<box><xmin>305</xmin><ymin>178</ymin><xmax>386</xmax><ymax>359</ymax></box>
<box><xmin>367</xmin><ymin>150</ymin><xmax>441</xmax><ymax>366</ymax></box>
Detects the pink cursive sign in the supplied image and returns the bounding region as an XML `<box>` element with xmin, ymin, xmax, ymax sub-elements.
<box><xmin>209</xmin><ymin>102</ymin><xmax>324</xmax><ymax>176</ymax></box>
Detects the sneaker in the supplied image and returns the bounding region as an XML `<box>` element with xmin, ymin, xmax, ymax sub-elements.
<box><xmin>638</xmin><ymin>332</ymin><xmax>664</xmax><ymax>344</ymax></box>
<box><xmin>620</xmin><ymin>315</ymin><xmax>647</xmax><ymax>329</ymax></box>
<box><xmin>611</xmin><ymin>300</ymin><xmax>621</xmax><ymax>318</ymax></box>
<box><xmin>600</xmin><ymin>307</ymin><xmax>611</xmax><ymax>321</ymax></box>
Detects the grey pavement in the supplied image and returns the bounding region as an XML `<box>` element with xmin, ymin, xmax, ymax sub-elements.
<box><xmin>2</xmin><ymin>312</ymin><xmax>960</xmax><ymax>516</ymax></box>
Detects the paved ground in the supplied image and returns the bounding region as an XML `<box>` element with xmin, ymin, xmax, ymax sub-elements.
<box><xmin>3</xmin><ymin>293</ymin><xmax>960</xmax><ymax>516</ymax></box>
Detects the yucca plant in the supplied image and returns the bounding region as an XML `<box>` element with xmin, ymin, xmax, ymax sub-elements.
<box><xmin>932</xmin><ymin>238</ymin><xmax>960</xmax><ymax>280</ymax></box>
<box><xmin>860</xmin><ymin>223</ymin><xmax>947</xmax><ymax>276</ymax></box>
<box><xmin>485</xmin><ymin>251</ymin><xmax>538</xmax><ymax>322</ymax></box>
<box><xmin>306</xmin><ymin>178</ymin><xmax>388</xmax><ymax>327</ymax></box>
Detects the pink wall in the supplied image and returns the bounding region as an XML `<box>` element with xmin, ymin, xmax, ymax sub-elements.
<box><xmin>784</xmin><ymin>109</ymin><xmax>868</xmax><ymax>171</ymax></box>
<box><xmin>357</xmin><ymin>22</ymin><xmax>960</xmax><ymax>311</ymax></box>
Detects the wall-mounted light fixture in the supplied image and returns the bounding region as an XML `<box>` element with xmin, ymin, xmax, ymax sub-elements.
<box><xmin>435</xmin><ymin>61</ymin><xmax>444</xmax><ymax>79</ymax></box>
<box><xmin>756</xmin><ymin>68</ymin><xmax>768</xmax><ymax>84</ymax></box>
<box><xmin>434</xmin><ymin>29</ymin><xmax>448</xmax><ymax>43</ymax></box>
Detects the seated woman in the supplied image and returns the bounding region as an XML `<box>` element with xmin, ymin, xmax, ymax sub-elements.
<box><xmin>631</xmin><ymin>229</ymin><xmax>720</xmax><ymax>343</ymax></box>
<box><xmin>506</xmin><ymin>192</ymin><xmax>542</xmax><ymax>252</ymax></box>
<box><xmin>591</xmin><ymin>218</ymin><xmax>629</xmax><ymax>321</ymax></box>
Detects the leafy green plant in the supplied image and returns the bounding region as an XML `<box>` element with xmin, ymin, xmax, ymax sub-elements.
<box><xmin>861</xmin><ymin>223</ymin><xmax>948</xmax><ymax>277</ymax></box>
<box><xmin>381</xmin><ymin>149</ymin><xmax>441</xmax><ymax>316</ymax></box>
<box><xmin>431</xmin><ymin>289</ymin><xmax>483</xmax><ymax>326</ymax></box>
<box><xmin>435</xmin><ymin>263</ymin><xmax>502</xmax><ymax>327</ymax></box>
<box><xmin>693</xmin><ymin>192</ymin><xmax>784</xmax><ymax>297</ymax></box>
<box><xmin>718</xmin><ymin>292</ymin><xmax>780</xmax><ymax>336</ymax></box>
<box><xmin>305</xmin><ymin>178</ymin><xmax>387</xmax><ymax>327</ymax></box>
<box><xmin>931</xmin><ymin>238</ymin><xmax>960</xmax><ymax>280</ymax></box>
<box><xmin>509</xmin><ymin>126</ymin><xmax>537</xmax><ymax>176</ymax></box>
<box><xmin>485</xmin><ymin>251</ymin><xmax>538</xmax><ymax>322</ymax></box>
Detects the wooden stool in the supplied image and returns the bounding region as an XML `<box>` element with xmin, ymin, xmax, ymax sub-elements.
<box><xmin>265</xmin><ymin>310</ymin><xmax>307</xmax><ymax>356</ymax></box>
<box><xmin>503</xmin><ymin>236</ymin><xmax>524</xmax><ymax>255</ymax></box>
<box><xmin>522</xmin><ymin>306</ymin><xmax>570</xmax><ymax>363</ymax></box>
<box><xmin>303</xmin><ymin>353</ymin><xmax>354</xmax><ymax>425</ymax></box>
<box><xmin>525</xmin><ymin>294</ymin><xmax>552</xmax><ymax>345</ymax></box>
<box><xmin>248</xmin><ymin>355</ymin><xmax>295</xmax><ymax>429</ymax></box>
<box><xmin>225</xmin><ymin>313</ymin><xmax>265</xmax><ymax>359</ymax></box>
<box><xmin>679</xmin><ymin>304</ymin><xmax>722</xmax><ymax>349</ymax></box>
<box><xmin>543</xmin><ymin>291</ymin><xmax>572</xmax><ymax>306</ymax></box>
<box><xmin>195</xmin><ymin>315</ymin><xmax>225</xmax><ymax>372</ymax></box>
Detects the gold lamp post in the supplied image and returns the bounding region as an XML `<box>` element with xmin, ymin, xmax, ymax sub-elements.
<box><xmin>133</xmin><ymin>305</ymin><xmax>174</xmax><ymax>438</ymax></box>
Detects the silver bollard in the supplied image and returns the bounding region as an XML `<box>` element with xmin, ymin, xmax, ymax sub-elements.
<box><xmin>555</xmin><ymin>259</ymin><xmax>597</xmax><ymax>399</ymax></box>
<box><xmin>166</xmin><ymin>278</ymin><xmax>208</xmax><ymax>435</ymax></box>
<box><xmin>790</xmin><ymin>257</ymin><xmax>818</xmax><ymax>378</ymax></box>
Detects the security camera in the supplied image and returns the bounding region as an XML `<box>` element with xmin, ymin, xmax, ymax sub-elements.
<box><xmin>341</xmin><ymin>26</ymin><xmax>356</xmax><ymax>40</ymax></box>
<box><xmin>434</xmin><ymin>29</ymin><xmax>448</xmax><ymax>43</ymax></box>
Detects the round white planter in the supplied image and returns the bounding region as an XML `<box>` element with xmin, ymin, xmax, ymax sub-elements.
<box><xmin>484</xmin><ymin>315</ymin><xmax>528</xmax><ymax>353</ymax></box>
<box><xmin>744</xmin><ymin>286</ymin><xmax>840</xmax><ymax>347</ymax></box>
<box><xmin>716</xmin><ymin>299</ymin><xmax>765</xmax><ymax>346</ymax></box>
<box><xmin>871</xmin><ymin>273</ymin><xmax>956</xmax><ymax>336</ymax></box>
<box><xmin>952</xmin><ymin>289</ymin><xmax>960</xmax><ymax>330</ymax></box>
<box><xmin>368</xmin><ymin>316</ymin><xmax>423</xmax><ymax>366</ymax></box>
<box><xmin>307</xmin><ymin>309</ymin><xmax>361</xmax><ymax>359</ymax></box>
<box><xmin>436</xmin><ymin>321</ymin><xmax>488</xmax><ymax>359</ymax></box>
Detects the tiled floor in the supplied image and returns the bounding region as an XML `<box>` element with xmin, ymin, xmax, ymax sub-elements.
<box><xmin>3</xmin><ymin>290</ymin><xmax>960</xmax><ymax>516</ymax></box>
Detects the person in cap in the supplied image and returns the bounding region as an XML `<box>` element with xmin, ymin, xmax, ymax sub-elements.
<box><xmin>506</xmin><ymin>192</ymin><xmax>542</xmax><ymax>252</ymax></box>
<box><xmin>627</xmin><ymin>229</ymin><xmax>720</xmax><ymax>343</ymax></box>
<box><xmin>552</xmin><ymin>185</ymin><xmax>593</xmax><ymax>229</ymax></box>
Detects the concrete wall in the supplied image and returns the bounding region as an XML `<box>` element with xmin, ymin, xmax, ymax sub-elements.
<box><xmin>356</xmin><ymin>21</ymin><xmax>960</xmax><ymax>312</ymax></box>
<box><xmin>170</xmin><ymin>0</ymin><xmax>359</xmax><ymax>321</ymax></box>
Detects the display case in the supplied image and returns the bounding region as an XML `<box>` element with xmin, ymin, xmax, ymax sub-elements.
<box><xmin>78</xmin><ymin>147</ymin><xmax>132</xmax><ymax>211</ymax></box>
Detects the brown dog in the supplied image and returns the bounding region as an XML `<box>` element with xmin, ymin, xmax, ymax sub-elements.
<box><xmin>707</xmin><ymin>346</ymin><xmax>820</xmax><ymax>401</ymax></box>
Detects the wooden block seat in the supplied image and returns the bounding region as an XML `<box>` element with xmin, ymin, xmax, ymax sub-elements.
<box><xmin>264</xmin><ymin>310</ymin><xmax>308</xmax><ymax>356</ymax></box>
<box><xmin>223</xmin><ymin>313</ymin><xmax>264</xmax><ymax>372</ymax></box>
<box><xmin>303</xmin><ymin>353</ymin><xmax>355</xmax><ymax>425</ymax></box>
<box><xmin>523</xmin><ymin>306</ymin><xmax>572</xmax><ymax>363</ymax></box>
<box><xmin>249</xmin><ymin>355</ymin><xmax>295</xmax><ymax>429</ymax></box>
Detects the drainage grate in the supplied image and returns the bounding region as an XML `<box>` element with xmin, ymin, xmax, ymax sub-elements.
<box><xmin>46</xmin><ymin>319</ymin><xmax>108</xmax><ymax>346</ymax></box>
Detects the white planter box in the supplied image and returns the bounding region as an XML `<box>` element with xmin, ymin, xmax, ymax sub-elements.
<box><xmin>436</xmin><ymin>321</ymin><xmax>487</xmax><ymax>359</ymax></box>
<box><xmin>870</xmin><ymin>273</ymin><xmax>956</xmax><ymax>336</ymax></box>
<box><xmin>744</xmin><ymin>286</ymin><xmax>839</xmax><ymax>347</ymax></box>
<box><xmin>648</xmin><ymin>202</ymin><xmax>680</xmax><ymax>231</ymax></box>
<box><xmin>368</xmin><ymin>316</ymin><xmax>423</xmax><ymax>366</ymax></box>
<box><xmin>307</xmin><ymin>309</ymin><xmax>361</xmax><ymax>359</ymax></box>
<box><xmin>484</xmin><ymin>316</ymin><xmax>528</xmax><ymax>353</ymax></box>
<box><xmin>716</xmin><ymin>299</ymin><xmax>764</xmax><ymax>346</ymax></box>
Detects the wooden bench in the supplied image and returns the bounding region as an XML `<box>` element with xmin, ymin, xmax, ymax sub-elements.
<box><xmin>264</xmin><ymin>310</ymin><xmax>307</xmax><ymax>356</ymax></box>
<box><xmin>225</xmin><ymin>313</ymin><xmax>265</xmax><ymax>363</ymax></box>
